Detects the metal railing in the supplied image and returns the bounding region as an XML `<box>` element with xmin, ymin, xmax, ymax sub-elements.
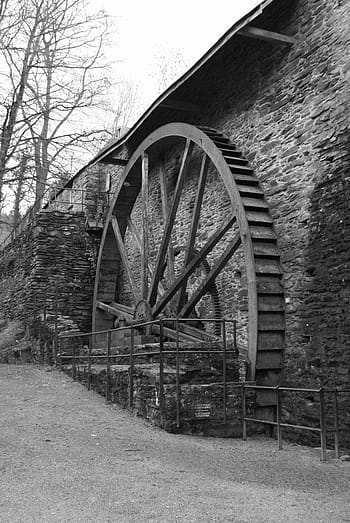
<box><xmin>57</xmin><ymin>318</ymin><xmax>349</xmax><ymax>461</ymax></box>
<box><xmin>242</xmin><ymin>384</ymin><xmax>350</xmax><ymax>461</ymax></box>
<box><xmin>58</xmin><ymin>317</ymin><xmax>239</xmax><ymax>428</ymax></box>
<box><xmin>0</xmin><ymin>186</ymin><xmax>108</xmax><ymax>251</ymax></box>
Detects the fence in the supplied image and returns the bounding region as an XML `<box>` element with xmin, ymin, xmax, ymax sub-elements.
<box><xmin>58</xmin><ymin>317</ymin><xmax>240</xmax><ymax>428</ymax></box>
<box><xmin>57</xmin><ymin>318</ymin><xmax>349</xmax><ymax>461</ymax></box>
<box><xmin>0</xmin><ymin>186</ymin><xmax>108</xmax><ymax>251</ymax></box>
<box><xmin>242</xmin><ymin>385</ymin><xmax>350</xmax><ymax>461</ymax></box>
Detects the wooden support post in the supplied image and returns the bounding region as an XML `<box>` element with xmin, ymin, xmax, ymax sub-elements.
<box><xmin>222</xmin><ymin>319</ymin><xmax>227</xmax><ymax>425</ymax></box>
<box><xmin>106</xmin><ymin>331</ymin><xmax>111</xmax><ymax>402</ymax></box>
<box><xmin>141</xmin><ymin>153</ymin><xmax>149</xmax><ymax>300</ymax></box>
<box><xmin>159</xmin><ymin>320</ymin><xmax>165</xmax><ymax>424</ymax></box>
<box><xmin>129</xmin><ymin>327</ymin><xmax>134</xmax><ymax>410</ymax></box>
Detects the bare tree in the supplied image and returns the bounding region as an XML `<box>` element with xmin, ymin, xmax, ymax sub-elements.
<box><xmin>0</xmin><ymin>0</ymin><xmax>115</xmax><ymax>210</ymax></box>
<box><xmin>151</xmin><ymin>48</ymin><xmax>189</xmax><ymax>94</ymax></box>
<box><xmin>111</xmin><ymin>81</ymin><xmax>140</xmax><ymax>134</ymax></box>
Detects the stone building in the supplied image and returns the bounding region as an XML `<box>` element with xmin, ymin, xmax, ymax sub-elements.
<box><xmin>0</xmin><ymin>0</ymin><xmax>349</xmax><ymax>440</ymax></box>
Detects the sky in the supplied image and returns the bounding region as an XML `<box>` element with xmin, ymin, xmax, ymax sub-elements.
<box><xmin>98</xmin><ymin>0</ymin><xmax>262</xmax><ymax>123</ymax></box>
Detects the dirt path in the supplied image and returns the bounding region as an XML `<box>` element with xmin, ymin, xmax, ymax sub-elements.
<box><xmin>0</xmin><ymin>365</ymin><xmax>349</xmax><ymax>523</ymax></box>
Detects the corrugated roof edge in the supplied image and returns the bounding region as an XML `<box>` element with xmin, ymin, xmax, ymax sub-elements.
<box><xmin>57</xmin><ymin>0</ymin><xmax>275</xmax><ymax>194</ymax></box>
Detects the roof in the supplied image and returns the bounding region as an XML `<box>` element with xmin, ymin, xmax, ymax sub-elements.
<box><xmin>62</xmin><ymin>0</ymin><xmax>295</xmax><ymax>191</ymax></box>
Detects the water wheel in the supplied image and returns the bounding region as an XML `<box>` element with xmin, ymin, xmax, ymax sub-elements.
<box><xmin>93</xmin><ymin>123</ymin><xmax>285</xmax><ymax>386</ymax></box>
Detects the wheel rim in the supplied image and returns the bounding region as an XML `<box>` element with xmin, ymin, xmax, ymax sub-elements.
<box><xmin>93</xmin><ymin>123</ymin><xmax>285</xmax><ymax>383</ymax></box>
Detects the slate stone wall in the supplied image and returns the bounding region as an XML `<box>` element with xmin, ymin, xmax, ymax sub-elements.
<box><xmin>192</xmin><ymin>0</ymin><xmax>350</xmax><ymax>394</ymax></box>
<box><xmin>0</xmin><ymin>210</ymin><xmax>96</xmax><ymax>354</ymax></box>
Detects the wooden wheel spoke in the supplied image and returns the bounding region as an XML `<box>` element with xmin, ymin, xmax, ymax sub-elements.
<box><xmin>127</xmin><ymin>216</ymin><xmax>142</xmax><ymax>251</ymax></box>
<box><xmin>152</xmin><ymin>216</ymin><xmax>236</xmax><ymax>318</ymax></box>
<box><xmin>159</xmin><ymin>157</ymin><xmax>176</xmax><ymax>285</ymax></box>
<box><xmin>111</xmin><ymin>215</ymin><xmax>137</xmax><ymax>302</ymax></box>
<box><xmin>141</xmin><ymin>153</ymin><xmax>149</xmax><ymax>299</ymax></box>
<box><xmin>148</xmin><ymin>139</ymin><xmax>194</xmax><ymax>306</ymax></box>
<box><xmin>179</xmin><ymin>232</ymin><xmax>242</xmax><ymax>317</ymax></box>
<box><xmin>127</xmin><ymin>216</ymin><xmax>166</xmax><ymax>297</ymax></box>
<box><xmin>97</xmin><ymin>300</ymin><xmax>133</xmax><ymax>319</ymax></box>
<box><xmin>177</xmin><ymin>153</ymin><xmax>210</xmax><ymax>312</ymax></box>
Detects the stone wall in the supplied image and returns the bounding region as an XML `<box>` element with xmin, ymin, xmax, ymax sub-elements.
<box><xmin>0</xmin><ymin>210</ymin><xmax>96</xmax><ymax>360</ymax></box>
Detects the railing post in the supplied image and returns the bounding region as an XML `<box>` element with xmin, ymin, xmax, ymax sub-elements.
<box><xmin>222</xmin><ymin>319</ymin><xmax>227</xmax><ymax>425</ymax></box>
<box><xmin>242</xmin><ymin>384</ymin><xmax>247</xmax><ymax>440</ymax></box>
<box><xmin>159</xmin><ymin>319</ymin><xmax>165</xmax><ymax>424</ymax></box>
<box><xmin>106</xmin><ymin>330</ymin><xmax>111</xmax><ymax>402</ymax></box>
<box><xmin>233</xmin><ymin>320</ymin><xmax>237</xmax><ymax>354</ymax></box>
<box><xmin>276</xmin><ymin>386</ymin><xmax>282</xmax><ymax>450</ymax></box>
<box><xmin>53</xmin><ymin>285</ymin><xmax>58</xmax><ymax>366</ymax></box>
<box><xmin>319</xmin><ymin>387</ymin><xmax>327</xmax><ymax>462</ymax></box>
<box><xmin>129</xmin><ymin>327</ymin><xmax>134</xmax><ymax>410</ymax></box>
<box><xmin>87</xmin><ymin>334</ymin><xmax>92</xmax><ymax>390</ymax></box>
<box><xmin>72</xmin><ymin>340</ymin><xmax>76</xmax><ymax>381</ymax></box>
<box><xmin>59</xmin><ymin>336</ymin><xmax>63</xmax><ymax>371</ymax></box>
<box><xmin>176</xmin><ymin>318</ymin><xmax>181</xmax><ymax>429</ymax></box>
<box><xmin>334</xmin><ymin>389</ymin><xmax>339</xmax><ymax>459</ymax></box>
<box><xmin>42</xmin><ymin>287</ymin><xmax>47</xmax><ymax>364</ymax></box>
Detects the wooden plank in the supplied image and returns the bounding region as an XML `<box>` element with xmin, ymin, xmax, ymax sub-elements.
<box><xmin>111</xmin><ymin>216</ymin><xmax>137</xmax><ymax>302</ymax></box>
<box><xmin>110</xmin><ymin>301</ymin><xmax>134</xmax><ymax>316</ymax></box>
<box><xmin>177</xmin><ymin>153</ymin><xmax>210</xmax><ymax>312</ymax></box>
<box><xmin>152</xmin><ymin>216</ymin><xmax>236</xmax><ymax>318</ymax></box>
<box><xmin>255</xmin><ymin>260</ymin><xmax>282</xmax><ymax>275</ymax></box>
<box><xmin>141</xmin><ymin>153</ymin><xmax>149</xmax><ymax>299</ymax></box>
<box><xmin>258</xmin><ymin>331</ymin><xmax>285</xmax><ymax>350</ymax></box>
<box><xmin>246</xmin><ymin>211</ymin><xmax>274</xmax><ymax>224</ymax></box>
<box><xmin>258</xmin><ymin>312</ymin><xmax>285</xmax><ymax>331</ymax></box>
<box><xmin>158</xmin><ymin>158</ymin><xmax>176</xmax><ymax>285</ymax></box>
<box><xmin>256</xmin><ymin>350</ymin><xmax>284</xmax><ymax>370</ymax></box>
<box><xmin>253</xmin><ymin>242</ymin><xmax>279</xmax><ymax>257</ymax></box>
<box><xmin>241</xmin><ymin>197</ymin><xmax>269</xmax><ymax>210</ymax></box>
<box><xmin>97</xmin><ymin>301</ymin><xmax>133</xmax><ymax>318</ymax></box>
<box><xmin>238</xmin><ymin>25</ymin><xmax>296</xmax><ymax>46</ymax></box>
<box><xmin>179</xmin><ymin>232</ymin><xmax>241</xmax><ymax>317</ymax></box>
<box><xmin>257</xmin><ymin>278</ymin><xmax>284</xmax><ymax>294</ymax></box>
<box><xmin>258</xmin><ymin>295</ymin><xmax>285</xmax><ymax>312</ymax></box>
<box><xmin>148</xmin><ymin>139</ymin><xmax>194</xmax><ymax>306</ymax></box>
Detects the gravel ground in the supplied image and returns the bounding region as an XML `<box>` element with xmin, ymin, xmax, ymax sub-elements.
<box><xmin>0</xmin><ymin>365</ymin><xmax>349</xmax><ymax>523</ymax></box>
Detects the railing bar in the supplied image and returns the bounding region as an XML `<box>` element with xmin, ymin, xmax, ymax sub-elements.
<box><xmin>106</xmin><ymin>331</ymin><xmax>111</xmax><ymax>402</ymax></box>
<box><xmin>159</xmin><ymin>320</ymin><xmax>165</xmax><ymax>424</ymax></box>
<box><xmin>87</xmin><ymin>334</ymin><xmax>92</xmax><ymax>391</ymax></box>
<box><xmin>176</xmin><ymin>318</ymin><xmax>181</xmax><ymax>429</ymax></box>
<box><xmin>129</xmin><ymin>328</ymin><xmax>134</xmax><ymax>410</ymax></box>
<box><xmin>222</xmin><ymin>319</ymin><xmax>227</xmax><ymax>425</ymax></box>
<box><xmin>333</xmin><ymin>390</ymin><xmax>340</xmax><ymax>459</ymax></box>
<box><xmin>319</xmin><ymin>388</ymin><xmax>327</xmax><ymax>461</ymax></box>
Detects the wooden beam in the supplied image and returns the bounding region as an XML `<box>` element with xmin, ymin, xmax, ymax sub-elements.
<box><xmin>159</xmin><ymin>98</ymin><xmax>201</xmax><ymax>113</ymax></box>
<box><xmin>179</xmin><ymin>232</ymin><xmax>241</xmax><ymax>317</ymax></box>
<box><xmin>152</xmin><ymin>216</ymin><xmax>236</xmax><ymax>318</ymax></box>
<box><xmin>177</xmin><ymin>153</ymin><xmax>209</xmax><ymax>312</ymax></box>
<box><xmin>96</xmin><ymin>300</ymin><xmax>133</xmax><ymax>318</ymax></box>
<box><xmin>127</xmin><ymin>216</ymin><xmax>166</xmax><ymax>297</ymax></box>
<box><xmin>237</xmin><ymin>25</ymin><xmax>295</xmax><ymax>46</ymax></box>
<box><xmin>111</xmin><ymin>216</ymin><xmax>137</xmax><ymax>302</ymax></box>
<box><xmin>148</xmin><ymin>139</ymin><xmax>194</xmax><ymax>306</ymax></box>
<box><xmin>99</xmin><ymin>157</ymin><xmax>129</xmax><ymax>166</ymax></box>
<box><xmin>158</xmin><ymin>158</ymin><xmax>176</xmax><ymax>286</ymax></box>
<box><xmin>127</xmin><ymin>217</ymin><xmax>142</xmax><ymax>252</ymax></box>
<box><xmin>141</xmin><ymin>153</ymin><xmax>149</xmax><ymax>299</ymax></box>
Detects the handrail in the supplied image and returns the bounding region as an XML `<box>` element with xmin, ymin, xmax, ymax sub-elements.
<box><xmin>0</xmin><ymin>185</ymin><xmax>108</xmax><ymax>251</ymax></box>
